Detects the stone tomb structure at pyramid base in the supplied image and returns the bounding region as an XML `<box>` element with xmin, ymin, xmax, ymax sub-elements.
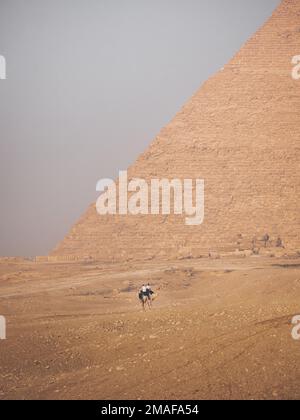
<box><xmin>51</xmin><ymin>0</ymin><xmax>300</xmax><ymax>262</ymax></box>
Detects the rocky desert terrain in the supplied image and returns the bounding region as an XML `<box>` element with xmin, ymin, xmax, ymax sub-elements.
<box><xmin>0</xmin><ymin>255</ymin><xmax>300</xmax><ymax>400</ymax></box>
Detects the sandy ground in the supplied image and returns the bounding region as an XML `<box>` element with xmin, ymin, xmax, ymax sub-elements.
<box><xmin>0</xmin><ymin>256</ymin><xmax>300</xmax><ymax>400</ymax></box>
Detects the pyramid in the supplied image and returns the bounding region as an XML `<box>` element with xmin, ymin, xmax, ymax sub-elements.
<box><xmin>51</xmin><ymin>0</ymin><xmax>300</xmax><ymax>262</ymax></box>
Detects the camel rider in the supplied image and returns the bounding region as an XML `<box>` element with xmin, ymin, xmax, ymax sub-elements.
<box><xmin>146</xmin><ymin>283</ymin><xmax>154</xmax><ymax>298</ymax></box>
<box><xmin>139</xmin><ymin>285</ymin><xmax>147</xmax><ymax>300</ymax></box>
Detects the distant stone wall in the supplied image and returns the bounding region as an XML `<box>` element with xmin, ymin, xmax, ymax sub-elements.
<box><xmin>35</xmin><ymin>256</ymin><xmax>92</xmax><ymax>263</ymax></box>
<box><xmin>0</xmin><ymin>257</ymin><xmax>29</xmax><ymax>264</ymax></box>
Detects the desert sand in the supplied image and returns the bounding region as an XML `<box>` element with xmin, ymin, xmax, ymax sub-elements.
<box><xmin>0</xmin><ymin>256</ymin><xmax>300</xmax><ymax>400</ymax></box>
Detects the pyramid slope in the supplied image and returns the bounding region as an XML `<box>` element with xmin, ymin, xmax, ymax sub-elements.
<box><xmin>52</xmin><ymin>0</ymin><xmax>300</xmax><ymax>261</ymax></box>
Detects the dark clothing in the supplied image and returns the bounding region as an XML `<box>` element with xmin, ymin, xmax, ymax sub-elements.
<box><xmin>139</xmin><ymin>291</ymin><xmax>148</xmax><ymax>300</ymax></box>
<box><xmin>147</xmin><ymin>289</ymin><xmax>154</xmax><ymax>297</ymax></box>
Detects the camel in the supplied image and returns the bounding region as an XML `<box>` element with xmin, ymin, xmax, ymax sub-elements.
<box><xmin>139</xmin><ymin>293</ymin><xmax>151</xmax><ymax>311</ymax></box>
<box><xmin>139</xmin><ymin>291</ymin><xmax>158</xmax><ymax>311</ymax></box>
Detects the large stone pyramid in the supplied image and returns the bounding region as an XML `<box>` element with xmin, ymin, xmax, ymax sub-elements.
<box><xmin>52</xmin><ymin>0</ymin><xmax>300</xmax><ymax>262</ymax></box>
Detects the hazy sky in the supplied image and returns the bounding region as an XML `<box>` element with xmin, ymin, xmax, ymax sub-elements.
<box><xmin>0</xmin><ymin>0</ymin><xmax>280</xmax><ymax>257</ymax></box>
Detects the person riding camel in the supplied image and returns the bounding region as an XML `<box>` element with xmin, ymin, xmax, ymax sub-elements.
<box><xmin>139</xmin><ymin>283</ymin><xmax>156</xmax><ymax>310</ymax></box>
<box><xmin>139</xmin><ymin>284</ymin><xmax>147</xmax><ymax>301</ymax></box>
<box><xmin>146</xmin><ymin>283</ymin><xmax>154</xmax><ymax>298</ymax></box>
